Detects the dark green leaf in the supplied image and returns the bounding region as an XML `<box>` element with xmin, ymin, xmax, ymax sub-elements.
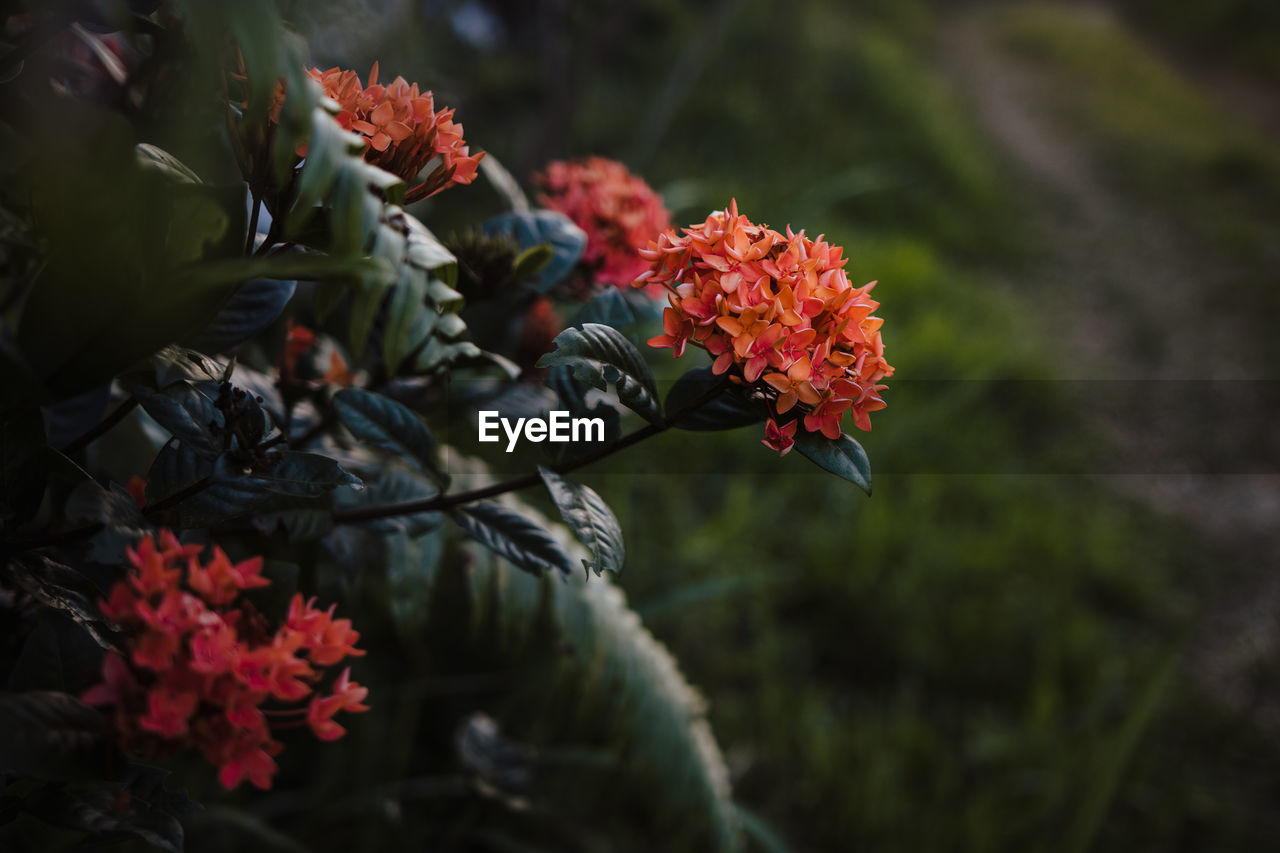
<box><xmin>251</xmin><ymin>496</ymin><xmax>335</xmax><ymax>541</ymax></box>
<box><xmin>482</xmin><ymin>210</ymin><xmax>586</xmax><ymax>292</ymax></box>
<box><xmin>131</xmin><ymin>382</ymin><xmax>222</xmax><ymax>458</ymax></box>
<box><xmin>510</xmin><ymin>243</ymin><xmax>554</xmax><ymax>282</ymax></box>
<box><xmin>450</xmin><ymin>501</ymin><xmax>574</xmax><ymax>577</ymax></box>
<box><xmin>385</xmin><ymin>527</ymin><xmax>446</xmax><ymax>639</ymax></box>
<box><xmin>145</xmin><ymin>346</ymin><xmax>225</xmax><ymax>389</ymax></box>
<box><xmin>7</xmin><ymin>556</ymin><xmax>118</xmax><ymax>651</ymax></box>
<box><xmin>135</xmin><ymin>143</ymin><xmax>201</xmax><ymax>184</ymax></box>
<box><xmin>333</xmin><ymin>389</ymin><xmax>440</xmax><ymax>478</ymax></box>
<box><xmin>146</xmin><ymin>444</ymin><xmax>359</xmax><ymax>528</ymax></box>
<box><xmin>570</xmin><ymin>288</ymin><xmax>636</xmax><ymax>331</ymax></box>
<box><xmin>0</xmin><ymin>692</ymin><xmax>105</xmax><ymax>780</ymax></box>
<box><xmin>794</xmin><ymin>430</ymin><xmax>872</xmax><ymax>495</ymax></box>
<box><xmin>536</xmin><ymin>323</ymin><xmax>661</xmax><ymax>423</ymax></box>
<box><xmin>24</xmin><ymin>782</ymin><xmax>183</xmax><ymax>853</ymax></box>
<box><xmin>547</xmin><ymin>366</ymin><xmax>622</xmax><ymax>443</ymax></box>
<box><xmin>191</xmin><ymin>278</ymin><xmax>296</xmax><ymax>354</ymax></box>
<box><xmin>664</xmin><ymin>367</ymin><xmax>764</xmax><ymax>431</ymax></box>
<box><xmin>539</xmin><ymin>468</ymin><xmax>625</xmax><ymax>576</ymax></box>
<box><xmin>64</xmin><ymin>480</ymin><xmax>149</xmax><ymax>566</ymax></box>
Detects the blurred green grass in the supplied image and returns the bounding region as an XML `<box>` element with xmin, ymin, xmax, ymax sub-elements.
<box><xmin>303</xmin><ymin>0</ymin><xmax>1280</xmax><ymax>849</ymax></box>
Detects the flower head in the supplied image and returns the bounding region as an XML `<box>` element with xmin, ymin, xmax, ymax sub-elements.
<box><xmin>83</xmin><ymin>532</ymin><xmax>369</xmax><ymax>791</ymax></box>
<box><xmin>308</xmin><ymin>63</ymin><xmax>484</xmax><ymax>202</ymax></box>
<box><xmin>535</xmin><ymin>157</ymin><xmax>672</xmax><ymax>292</ymax></box>
<box><xmin>636</xmin><ymin>200</ymin><xmax>893</xmax><ymax>453</ymax></box>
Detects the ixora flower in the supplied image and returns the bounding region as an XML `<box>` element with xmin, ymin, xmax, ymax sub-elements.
<box><xmin>534</xmin><ymin>157</ymin><xmax>672</xmax><ymax>291</ymax></box>
<box><xmin>83</xmin><ymin>531</ymin><xmax>369</xmax><ymax>791</ymax></box>
<box><xmin>308</xmin><ymin>62</ymin><xmax>484</xmax><ymax>202</ymax></box>
<box><xmin>635</xmin><ymin>200</ymin><xmax>894</xmax><ymax>456</ymax></box>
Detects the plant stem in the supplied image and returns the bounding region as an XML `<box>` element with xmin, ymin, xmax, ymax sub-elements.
<box><xmin>245</xmin><ymin>195</ymin><xmax>263</xmax><ymax>255</ymax></box>
<box><xmin>61</xmin><ymin>396</ymin><xmax>140</xmax><ymax>455</ymax></box>
<box><xmin>330</xmin><ymin>376</ymin><xmax>730</xmax><ymax>526</ymax></box>
<box><xmin>144</xmin><ymin>476</ymin><xmax>214</xmax><ymax>517</ymax></box>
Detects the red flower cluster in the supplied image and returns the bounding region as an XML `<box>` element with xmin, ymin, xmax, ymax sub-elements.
<box><xmin>309</xmin><ymin>62</ymin><xmax>484</xmax><ymax>202</ymax></box>
<box><xmin>635</xmin><ymin>200</ymin><xmax>893</xmax><ymax>456</ymax></box>
<box><xmin>534</xmin><ymin>157</ymin><xmax>672</xmax><ymax>291</ymax></box>
<box><xmin>83</xmin><ymin>532</ymin><xmax>369</xmax><ymax>790</ymax></box>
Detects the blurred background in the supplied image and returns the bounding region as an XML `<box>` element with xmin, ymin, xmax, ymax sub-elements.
<box><xmin>285</xmin><ymin>0</ymin><xmax>1280</xmax><ymax>849</ymax></box>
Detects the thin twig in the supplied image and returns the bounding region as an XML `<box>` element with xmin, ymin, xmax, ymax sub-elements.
<box><xmin>329</xmin><ymin>375</ymin><xmax>730</xmax><ymax>526</ymax></box>
<box><xmin>61</xmin><ymin>396</ymin><xmax>140</xmax><ymax>455</ymax></box>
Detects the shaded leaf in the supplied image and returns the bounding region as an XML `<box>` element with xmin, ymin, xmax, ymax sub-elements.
<box><xmin>7</xmin><ymin>556</ymin><xmax>118</xmax><ymax>651</ymax></box>
<box><xmin>191</xmin><ymin>277</ymin><xmax>297</xmax><ymax>353</ymax></box>
<box><xmin>0</xmin><ymin>692</ymin><xmax>105</xmax><ymax>780</ymax></box>
<box><xmin>664</xmin><ymin>367</ymin><xmax>763</xmax><ymax>431</ymax></box>
<box><xmin>539</xmin><ymin>467</ymin><xmax>625</xmax><ymax>576</ymax></box>
<box><xmin>536</xmin><ymin>323</ymin><xmax>660</xmax><ymax>423</ymax></box>
<box><xmin>793</xmin><ymin>430</ymin><xmax>872</xmax><ymax>495</ymax></box>
<box><xmin>64</xmin><ymin>480</ymin><xmax>148</xmax><ymax>565</ymax></box>
<box><xmin>571</xmin><ymin>288</ymin><xmax>636</xmax><ymax>331</ymax></box>
<box><xmin>450</xmin><ymin>501</ymin><xmax>574</xmax><ymax>577</ymax></box>
<box><xmin>482</xmin><ymin>209</ymin><xmax>586</xmax><ymax>292</ymax></box>
<box><xmin>24</xmin><ymin>782</ymin><xmax>182</xmax><ymax>853</ymax></box>
<box><xmin>131</xmin><ymin>382</ymin><xmax>222</xmax><ymax>458</ymax></box>
<box><xmin>333</xmin><ymin>388</ymin><xmax>440</xmax><ymax>477</ymax></box>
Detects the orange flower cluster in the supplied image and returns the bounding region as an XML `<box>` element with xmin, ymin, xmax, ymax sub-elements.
<box><xmin>309</xmin><ymin>63</ymin><xmax>484</xmax><ymax>202</ymax></box>
<box><xmin>83</xmin><ymin>532</ymin><xmax>369</xmax><ymax>790</ymax></box>
<box><xmin>535</xmin><ymin>157</ymin><xmax>671</xmax><ymax>291</ymax></box>
<box><xmin>635</xmin><ymin>201</ymin><xmax>893</xmax><ymax>456</ymax></box>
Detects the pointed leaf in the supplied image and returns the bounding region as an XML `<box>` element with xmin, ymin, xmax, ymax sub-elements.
<box><xmin>539</xmin><ymin>467</ymin><xmax>625</xmax><ymax>576</ymax></box>
<box><xmin>570</xmin><ymin>288</ymin><xmax>636</xmax><ymax>331</ymax></box>
<box><xmin>482</xmin><ymin>209</ymin><xmax>587</xmax><ymax>292</ymax></box>
<box><xmin>664</xmin><ymin>367</ymin><xmax>765</xmax><ymax>431</ymax></box>
<box><xmin>191</xmin><ymin>277</ymin><xmax>296</xmax><ymax>353</ymax></box>
<box><xmin>0</xmin><ymin>692</ymin><xmax>105</xmax><ymax>780</ymax></box>
<box><xmin>332</xmin><ymin>388</ymin><xmax>440</xmax><ymax>477</ymax></box>
<box><xmin>450</xmin><ymin>501</ymin><xmax>574</xmax><ymax>577</ymax></box>
<box><xmin>794</xmin><ymin>430</ymin><xmax>872</xmax><ymax>495</ymax></box>
<box><xmin>536</xmin><ymin>323</ymin><xmax>660</xmax><ymax>423</ymax></box>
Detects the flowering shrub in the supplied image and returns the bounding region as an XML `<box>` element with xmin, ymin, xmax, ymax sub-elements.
<box><xmin>637</xmin><ymin>200</ymin><xmax>893</xmax><ymax>456</ymax></box>
<box><xmin>535</xmin><ymin>157</ymin><xmax>672</xmax><ymax>292</ymax></box>
<box><xmin>83</xmin><ymin>532</ymin><xmax>367</xmax><ymax>790</ymax></box>
<box><xmin>0</xmin><ymin>3</ymin><xmax>885</xmax><ymax>848</ymax></box>
<box><xmin>309</xmin><ymin>63</ymin><xmax>484</xmax><ymax>202</ymax></box>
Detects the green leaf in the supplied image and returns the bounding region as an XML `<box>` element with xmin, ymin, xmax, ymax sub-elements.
<box><xmin>6</xmin><ymin>556</ymin><xmax>119</xmax><ymax>651</ymax></box>
<box><xmin>510</xmin><ymin>243</ymin><xmax>554</xmax><ymax>283</ymax></box>
<box><xmin>385</xmin><ymin>527</ymin><xmax>446</xmax><ymax>640</ymax></box>
<box><xmin>191</xmin><ymin>278</ymin><xmax>296</xmax><ymax>354</ymax></box>
<box><xmin>333</xmin><ymin>388</ymin><xmax>440</xmax><ymax>477</ymax></box>
<box><xmin>146</xmin><ymin>444</ymin><xmax>360</xmax><ymax>528</ymax></box>
<box><xmin>251</xmin><ymin>496</ymin><xmax>335</xmax><ymax>541</ymax></box>
<box><xmin>0</xmin><ymin>692</ymin><xmax>105</xmax><ymax>780</ymax></box>
<box><xmin>135</xmin><ymin>143</ymin><xmax>201</xmax><ymax>184</ymax></box>
<box><xmin>145</xmin><ymin>345</ymin><xmax>225</xmax><ymax>389</ymax></box>
<box><xmin>664</xmin><ymin>367</ymin><xmax>764</xmax><ymax>431</ymax></box>
<box><xmin>539</xmin><ymin>467</ymin><xmax>625</xmax><ymax>576</ymax></box>
<box><xmin>131</xmin><ymin>382</ymin><xmax>223</xmax><ymax>458</ymax></box>
<box><xmin>24</xmin><ymin>782</ymin><xmax>183</xmax><ymax>853</ymax></box>
<box><xmin>793</xmin><ymin>430</ymin><xmax>872</xmax><ymax>495</ymax></box>
<box><xmin>64</xmin><ymin>480</ymin><xmax>149</xmax><ymax>566</ymax></box>
<box><xmin>450</xmin><ymin>501</ymin><xmax>574</xmax><ymax>577</ymax></box>
<box><xmin>482</xmin><ymin>210</ymin><xmax>587</xmax><ymax>292</ymax></box>
<box><xmin>536</xmin><ymin>323</ymin><xmax>661</xmax><ymax>424</ymax></box>
<box><xmin>571</xmin><ymin>288</ymin><xmax>636</xmax><ymax>331</ymax></box>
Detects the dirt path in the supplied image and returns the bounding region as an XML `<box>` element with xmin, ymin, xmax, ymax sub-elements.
<box><xmin>941</xmin><ymin>3</ymin><xmax>1280</xmax><ymax>731</ymax></box>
